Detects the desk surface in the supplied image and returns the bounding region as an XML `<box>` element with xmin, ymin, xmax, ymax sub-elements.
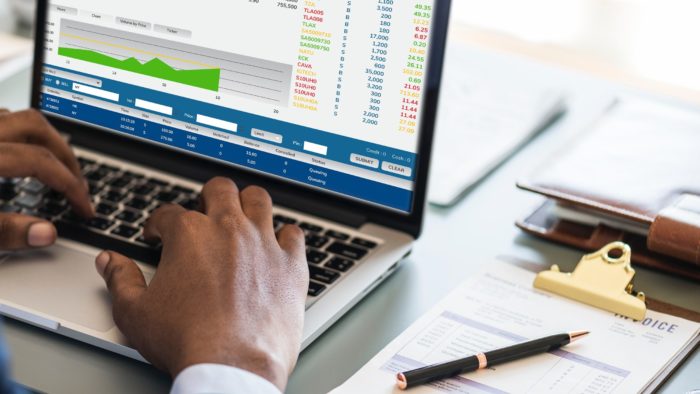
<box><xmin>1</xmin><ymin>30</ymin><xmax>699</xmax><ymax>394</ymax></box>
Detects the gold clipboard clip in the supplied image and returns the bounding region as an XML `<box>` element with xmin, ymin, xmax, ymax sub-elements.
<box><xmin>534</xmin><ymin>242</ymin><xmax>647</xmax><ymax>320</ymax></box>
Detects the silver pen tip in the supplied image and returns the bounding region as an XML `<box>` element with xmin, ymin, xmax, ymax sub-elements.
<box><xmin>569</xmin><ymin>330</ymin><xmax>590</xmax><ymax>342</ymax></box>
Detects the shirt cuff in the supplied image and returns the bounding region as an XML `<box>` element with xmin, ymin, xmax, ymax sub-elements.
<box><xmin>171</xmin><ymin>364</ymin><xmax>281</xmax><ymax>394</ymax></box>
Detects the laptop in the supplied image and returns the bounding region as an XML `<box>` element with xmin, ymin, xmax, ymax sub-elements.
<box><xmin>0</xmin><ymin>0</ymin><xmax>451</xmax><ymax>361</ymax></box>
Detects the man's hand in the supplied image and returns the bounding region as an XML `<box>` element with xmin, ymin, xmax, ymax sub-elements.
<box><xmin>95</xmin><ymin>177</ymin><xmax>309</xmax><ymax>391</ymax></box>
<box><xmin>0</xmin><ymin>109</ymin><xmax>93</xmax><ymax>250</ymax></box>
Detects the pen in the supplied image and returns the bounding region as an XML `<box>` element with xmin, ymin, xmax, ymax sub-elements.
<box><xmin>396</xmin><ymin>330</ymin><xmax>590</xmax><ymax>390</ymax></box>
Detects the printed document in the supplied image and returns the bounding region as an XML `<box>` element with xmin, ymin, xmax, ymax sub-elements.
<box><xmin>333</xmin><ymin>261</ymin><xmax>700</xmax><ymax>394</ymax></box>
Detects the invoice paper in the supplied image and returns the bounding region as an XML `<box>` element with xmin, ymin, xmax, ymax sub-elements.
<box><xmin>332</xmin><ymin>261</ymin><xmax>700</xmax><ymax>394</ymax></box>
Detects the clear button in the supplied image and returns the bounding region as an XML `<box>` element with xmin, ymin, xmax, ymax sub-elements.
<box><xmin>381</xmin><ymin>161</ymin><xmax>413</xmax><ymax>177</ymax></box>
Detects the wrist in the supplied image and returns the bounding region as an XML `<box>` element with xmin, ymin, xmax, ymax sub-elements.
<box><xmin>171</xmin><ymin>347</ymin><xmax>289</xmax><ymax>391</ymax></box>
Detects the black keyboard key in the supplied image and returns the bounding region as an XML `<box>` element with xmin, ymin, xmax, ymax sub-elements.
<box><xmin>273</xmin><ymin>214</ymin><xmax>297</xmax><ymax>225</ymax></box>
<box><xmin>173</xmin><ymin>185</ymin><xmax>195</xmax><ymax>194</ymax></box>
<box><xmin>96</xmin><ymin>203</ymin><xmax>118</xmax><ymax>216</ymax></box>
<box><xmin>15</xmin><ymin>194</ymin><xmax>43</xmax><ymax>209</ymax></box>
<box><xmin>55</xmin><ymin>220</ymin><xmax>160</xmax><ymax>264</ymax></box>
<box><xmin>28</xmin><ymin>210</ymin><xmax>54</xmax><ymax>221</ymax></box>
<box><xmin>125</xmin><ymin>197</ymin><xmax>151</xmax><ymax>210</ymax></box>
<box><xmin>306</xmin><ymin>248</ymin><xmax>328</xmax><ymax>264</ymax></box>
<box><xmin>133</xmin><ymin>184</ymin><xmax>156</xmax><ymax>196</ymax></box>
<box><xmin>351</xmin><ymin>238</ymin><xmax>378</xmax><ymax>249</ymax></box>
<box><xmin>305</xmin><ymin>234</ymin><xmax>329</xmax><ymax>249</ymax></box>
<box><xmin>1</xmin><ymin>205</ymin><xmax>21</xmax><ymax>213</ymax></box>
<box><xmin>155</xmin><ymin>191</ymin><xmax>180</xmax><ymax>202</ymax></box>
<box><xmin>326</xmin><ymin>257</ymin><xmax>354</xmax><ymax>272</ymax></box>
<box><xmin>88</xmin><ymin>182</ymin><xmax>103</xmax><ymax>195</ymax></box>
<box><xmin>326</xmin><ymin>242</ymin><xmax>368</xmax><ymax>260</ymax></box>
<box><xmin>116</xmin><ymin>210</ymin><xmax>143</xmax><ymax>223</ymax></box>
<box><xmin>21</xmin><ymin>179</ymin><xmax>47</xmax><ymax>194</ymax></box>
<box><xmin>78</xmin><ymin>157</ymin><xmax>96</xmax><ymax>168</ymax></box>
<box><xmin>300</xmin><ymin>222</ymin><xmax>323</xmax><ymax>233</ymax></box>
<box><xmin>111</xmin><ymin>225</ymin><xmax>139</xmax><ymax>239</ymax></box>
<box><xmin>124</xmin><ymin>171</ymin><xmax>145</xmax><ymax>179</ymax></box>
<box><xmin>62</xmin><ymin>210</ymin><xmax>85</xmax><ymax>223</ymax></box>
<box><xmin>0</xmin><ymin>185</ymin><xmax>18</xmax><ymax>201</ymax></box>
<box><xmin>148</xmin><ymin>178</ymin><xmax>169</xmax><ymax>187</ymax></box>
<box><xmin>308</xmin><ymin>282</ymin><xmax>326</xmax><ymax>297</ymax></box>
<box><xmin>309</xmin><ymin>266</ymin><xmax>340</xmax><ymax>284</ymax></box>
<box><xmin>99</xmin><ymin>164</ymin><xmax>119</xmax><ymax>172</ymax></box>
<box><xmin>102</xmin><ymin>190</ymin><xmax>128</xmax><ymax>203</ymax></box>
<box><xmin>45</xmin><ymin>190</ymin><xmax>66</xmax><ymax>203</ymax></box>
<box><xmin>325</xmin><ymin>230</ymin><xmax>350</xmax><ymax>241</ymax></box>
<box><xmin>109</xmin><ymin>176</ymin><xmax>133</xmax><ymax>189</ymax></box>
<box><xmin>87</xmin><ymin>217</ymin><xmax>115</xmax><ymax>231</ymax></box>
<box><xmin>38</xmin><ymin>202</ymin><xmax>67</xmax><ymax>217</ymax></box>
<box><xmin>85</xmin><ymin>168</ymin><xmax>110</xmax><ymax>182</ymax></box>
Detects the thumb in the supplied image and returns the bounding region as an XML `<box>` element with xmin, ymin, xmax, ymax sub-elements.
<box><xmin>95</xmin><ymin>251</ymin><xmax>147</xmax><ymax>335</ymax></box>
<box><xmin>0</xmin><ymin>213</ymin><xmax>57</xmax><ymax>250</ymax></box>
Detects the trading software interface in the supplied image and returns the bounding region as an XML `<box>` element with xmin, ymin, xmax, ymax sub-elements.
<box><xmin>41</xmin><ymin>1</ymin><xmax>437</xmax><ymax>212</ymax></box>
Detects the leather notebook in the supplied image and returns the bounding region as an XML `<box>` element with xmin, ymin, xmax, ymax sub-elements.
<box><xmin>516</xmin><ymin>99</ymin><xmax>700</xmax><ymax>281</ymax></box>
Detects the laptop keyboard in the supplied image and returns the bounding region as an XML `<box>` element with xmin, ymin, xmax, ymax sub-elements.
<box><xmin>0</xmin><ymin>155</ymin><xmax>382</xmax><ymax>300</ymax></box>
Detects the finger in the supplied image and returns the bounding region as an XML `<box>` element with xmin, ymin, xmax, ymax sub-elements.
<box><xmin>240</xmin><ymin>185</ymin><xmax>274</xmax><ymax>229</ymax></box>
<box><xmin>142</xmin><ymin>203</ymin><xmax>187</xmax><ymax>243</ymax></box>
<box><xmin>200</xmin><ymin>177</ymin><xmax>242</xmax><ymax>217</ymax></box>
<box><xmin>0</xmin><ymin>109</ymin><xmax>83</xmax><ymax>179</ymax></box>
<box><xmin>0</xmin><ymin>143</ymin><xmax>93</xmax><ymax>217</ymax></box>
<box><xmin>95</xmin><ymin>251</ymin><xmax>147</xmax><ymax>338</ymax></box>
<box><xmin>0</xmin><ymin>108</ymin><xmax>9</xmax><ymax>116</ymax></box>
<box><xmin>277</xmin><ymin>224</ymin><xmax>306</xmax><ymax>258</ymax></box>
<box><xmin>0</xmin><ymin>213</ymin><xmax>56</xmax><ymax>250</ymax></box>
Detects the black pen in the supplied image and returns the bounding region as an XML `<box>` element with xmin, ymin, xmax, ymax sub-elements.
<box><xmin>396</xmin><ymin>330</ymin><xmax>590</xmax><ymax>390</ymax></box>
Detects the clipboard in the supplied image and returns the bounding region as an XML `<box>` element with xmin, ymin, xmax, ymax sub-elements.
<box><xmin>334</xmin><ymin>254</ymin><xmax>699</xmax><ymax>394</ymax></box>
<box><xmin>499</xmin><ymin>253</ymin><xmax>700</xmax><ymax>394</ymax></box>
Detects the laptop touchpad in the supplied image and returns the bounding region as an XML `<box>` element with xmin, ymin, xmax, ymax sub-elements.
<box><xmin>0</xmin><ymin>244</ymin><xmax>118</xmax><ymax>332</ymax></box>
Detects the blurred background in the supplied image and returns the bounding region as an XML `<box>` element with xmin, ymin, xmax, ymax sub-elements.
<box><xmin>451</xmin><ymin>0</ymin><xmax>700</xmax><ymax>102</ymax></box>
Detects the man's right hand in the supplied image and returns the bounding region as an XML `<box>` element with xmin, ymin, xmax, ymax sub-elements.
<box><xmin>94</xmin><ymin>178</ymin><xmax>309</xmax><ymax>391</ymax></box>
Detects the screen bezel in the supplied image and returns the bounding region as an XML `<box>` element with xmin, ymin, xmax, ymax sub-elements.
<box><xmin>31</xmin><ymin>0</ymin><xmax>451</xmax><ymax>238</ymax></box>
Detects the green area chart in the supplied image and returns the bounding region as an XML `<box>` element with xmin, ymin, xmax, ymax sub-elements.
<box><xmin>57</xmin><ymin>47</ymin><xmax>221</xmax><ymax>92</ymax></box>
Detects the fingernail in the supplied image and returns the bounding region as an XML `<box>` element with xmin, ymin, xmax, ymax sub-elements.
<box><xmin>95</xmin><ymin>251</ymin><xmax>111</xmax><ymax>278</ymax></box>
<box><xmin>27</xmin><ymin>222</ymin><xmax>56</xmax><ymax>247</ymax></box>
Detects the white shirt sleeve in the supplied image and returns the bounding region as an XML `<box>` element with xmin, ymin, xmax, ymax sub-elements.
<box><xmin>171</xmin><ymin>364</ymin><xmax>282</xmax><ymax>394</ymax></box>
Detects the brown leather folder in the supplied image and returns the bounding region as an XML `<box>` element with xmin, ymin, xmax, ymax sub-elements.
<box><xmin>516</xmin><ymin>99</ymin><xmax>700</xmax><ymax>281</ymax></box>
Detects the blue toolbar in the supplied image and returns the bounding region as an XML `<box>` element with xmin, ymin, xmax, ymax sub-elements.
<box><xmin>40</xmin><ymin>65</ymin><xmax>416</xmax><ymax>212</ymax></box>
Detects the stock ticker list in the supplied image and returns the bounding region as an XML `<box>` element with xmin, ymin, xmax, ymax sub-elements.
<box><xmin>292</xmin><ymin>1</ymin><xmax>433</xmax><ymax>137</ymax></box>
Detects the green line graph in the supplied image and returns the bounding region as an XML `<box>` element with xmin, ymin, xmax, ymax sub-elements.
<box><xmin>58</xmin><ymin>47</ymin><xmax>221</xmax><ymax>91</ymax></box>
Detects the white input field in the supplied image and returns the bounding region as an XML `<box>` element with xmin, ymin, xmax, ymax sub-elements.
<box><xmin>135</xmin><ymin>99</ymin><xmax>173</xmax><ymax>116</ymax></box>
<box><xmin>196</xmin><ymin>114</ymin><xmax>238</xmax><ymax>133</ymax></box>
<box><xmin>72</xmin><ymin>83</ymin><xmax>119</xmax><ymax>101</ymax></box>
<box><xmin>303</xmin><ymin>141</ymin><xmax>328</xmax><ymax>156</ymax></box>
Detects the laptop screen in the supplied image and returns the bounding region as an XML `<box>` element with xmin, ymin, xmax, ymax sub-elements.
<box><xmin>39</xmin><ymin>1</ymin><xmax>438</xmax><ymax>213</ymax></box>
